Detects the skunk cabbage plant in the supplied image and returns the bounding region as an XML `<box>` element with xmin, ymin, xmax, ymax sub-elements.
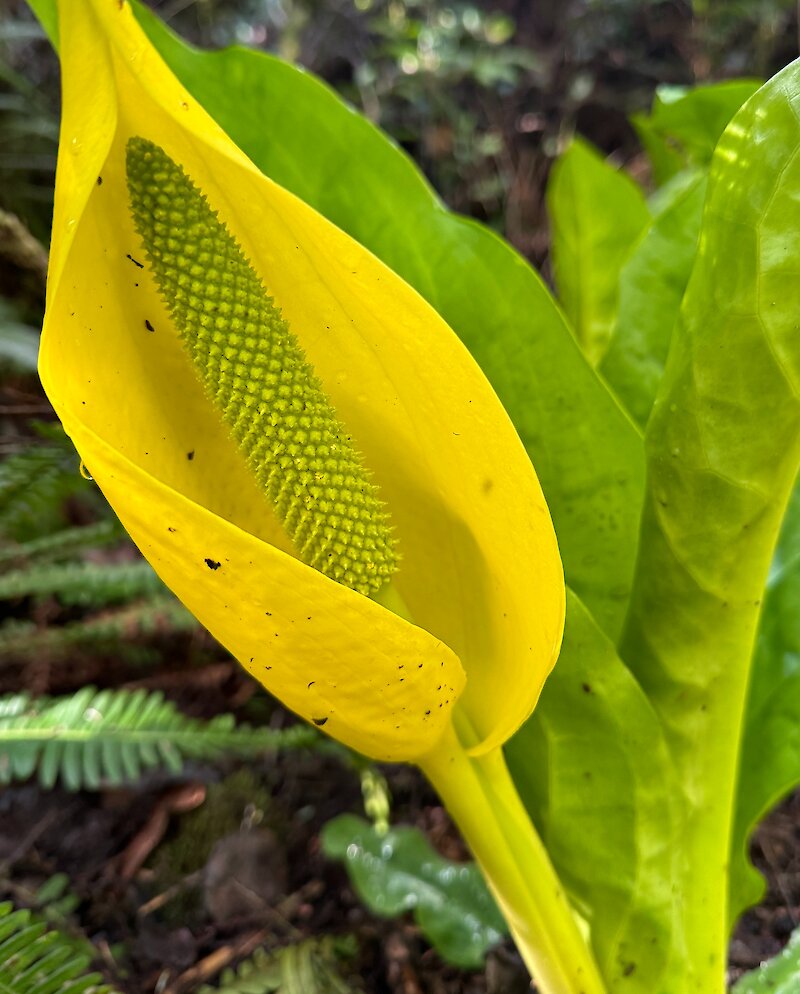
<box><xmin>29</xmin><ymin>1</ymin><xmax>800</xmax><ymax>992</ymax></box>
<box><xmin>34</xmin><ymin>2</ymin><xmax>601</xmax><ymax>992</ymax></box>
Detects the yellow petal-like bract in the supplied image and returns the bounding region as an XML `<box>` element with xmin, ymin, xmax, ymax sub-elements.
<box><xmin>41</xmin><ymin>0</ymin><xmax>565</xmax><ymax>762</ymax></box>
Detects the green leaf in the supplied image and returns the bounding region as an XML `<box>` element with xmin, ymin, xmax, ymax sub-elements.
<box><xmin>0</xmin><ymin>687</ymin><xmax>317</xmax><ymax>789</ymax></box>
<box><xmin>730</xmin><ymin>479</ymin><xmax>800</xmax><ymax>920</ymax></box>
<box><xmin>600</xmin><ymin>170</ymin><xmax>707</xmax><ymax>427</ymax></box>
<box><xmin>618</xmin><ymin>62</ymin><xmax>800</xmax><ymax>989</ymax></box>
<box><xmin>131</xmin><ymin>2</ymin><xmax>645</xmax><ymax>642</ymax></box>
<box><xmin>546</xmin><ymin>137</ymin><xmax>650</xmax><ymax>365</ymax></box>
<box><xmin>732</xmin><ymin>926</ymin><xmax>800</xmax><ymax>994</ymax></box>
<box><xmin>632</xmin><ymin>79</ymin><xmax>762</xmax><ymax>184</ymax></box>
<box><xmin>321</xmin><ymin>814</ymin><xmax>506</xmax><ymax>969</ymax></box>
<box><xmin>24</xmin><ymin>0</ymin><xmax>58</xmax><ymax>46</ymax></box>
<box><xmin>506</xmin><ymin>591</ymin><xmax>682</xmax><ymax>992</ymax></box>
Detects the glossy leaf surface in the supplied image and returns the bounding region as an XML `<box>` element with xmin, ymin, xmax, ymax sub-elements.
<box><xmin>631</xmin><ymin>79</ymin><xmax>762</xmax><ymax>184</ymax></box>
<box><xmin>322</xmin><ymin>813</ymin><xmax>507</xmax><ymax>968</ymax></box>
<box><xmin>619</xmin><ymin>60</ymin><xmax>800</xmax><ymax>990</ymax></box>
<box><xmin>546</xmin><ymin>137</ymin><xmax>650</xmax><ymax>366</ymax></box>
<box><xmin>600</xmin><ymin>171</ymin><xmax>706</xmax><ymax>427</ymax></box>
<box><xmin>506</xmin><ymin>592</ymin><xmax>681</xmax><ymax>991</ymax></box>
<box><xmin>731</xmin><ymin>481</ymin><xmax>800</xmax><ymax>920</ymax></box>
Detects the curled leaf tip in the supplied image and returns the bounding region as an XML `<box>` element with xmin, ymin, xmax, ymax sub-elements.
<box><xmin>125</xmin><ymin>136</ymin><xmax>399</xmax><ymax>597</ymax></box>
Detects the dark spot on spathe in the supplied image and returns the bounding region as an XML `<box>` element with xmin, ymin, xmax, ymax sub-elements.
<box><xmin>307</xmin><ymin>681</ymin><xmax>315</xmax><ymax>689</ymax></box>
<box><xmin>582</xmin><ymin>683</ymin><xmax>593</xmax><ymax>694</ymax></box>
<box><xmin>312</xmin><ymin>716</ymin><xmax>328</xmax><ymax>726</ymax></box>
<box><xmin>126</xmin><ymin>254</ymin><xmax>144</xmax><ymax>269</ymax></box>
<box><xmin>96</xmin><ymin>176</ymin><xmax>103</xmax><ymax>185</ymax></box>
<box><xmin>144</xmin><ymin>319</ymin><xmax>154</xmax><ymax>332</ymax></box>
<box><xmin>204</xmin><ymin>558</ymin><xmax>221</xmax><ymax>570</ymax></box>
<box><xmin>187</xmin><ymin>450</ymin><xmax>195</xmax><ymax>461</ymax></box>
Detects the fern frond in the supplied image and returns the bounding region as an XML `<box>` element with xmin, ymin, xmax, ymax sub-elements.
<box><xmin>0</xmin><ymin>520</ymin><xmax>124</xmax><ymax>567</ymax></box>
<box><xmin>0</xmin><ymin>900</ymin><xmax>117</xmax><ymax>994</ymax></box>
<box><xmin>0</xmin><ymin>560</ymin><xmax>162</xmax><ymax>607</ymax></box>
<box><xmin>199</xmin><ymin>937</ymin><xmax>360</xmax><ymax>994</ymax></box>
<box><xmin>0</xmin><ymin>596</ymin><xmax>197</xmax><ymax>661</ymax></box>
<box><xmin>0</xmin><ymin>687</ymin><xmax>318</xmax><ymax>790</ymax></box>
<box><xmin>0</xmin><ymin>441</ymin><xmax>89</xmax><ymax>542</ymax></box>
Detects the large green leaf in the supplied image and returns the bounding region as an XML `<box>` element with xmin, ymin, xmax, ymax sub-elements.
<box><xmin>506</xmin><ymin>591</ymin><xmax>681</xmax><ymax>992</ymax></box>
<box><xmin>618</xmin><ymin>61</ymin><xmax>800</xmax><ymax>991</ymax></box>
<box><xmin>321</xmin><ymin>814</ymin><xmax>507</xmax><ymax>969</ymax></box>
<box><xmin>599</xmin><ymin>171</ymin><xmax>707</xmax><ymax>427</ymax></box>
<box><xmin>128</xmin><ymin>3</ymin><xmax>645</xmax><ymax>642</ymax></box>
<box><xmin>632</xmin><ymin>79</ymin><xmax>762</xmax><ymax>185</ymax></box>
<box><xmin>546</xmin><ymin>137</ymin><xmax>650</xmax><ymax>366</ymax></box>
<box><xmin>730</xmin><ymin>478</ymin><xmax>800</xmax><ymax>920</ymax></box>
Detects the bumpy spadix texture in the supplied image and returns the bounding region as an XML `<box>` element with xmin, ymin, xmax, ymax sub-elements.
<box><xmin>126</xmin><ymin>137</ymin><xmax>398</xmax><ymax>597</ymax></box>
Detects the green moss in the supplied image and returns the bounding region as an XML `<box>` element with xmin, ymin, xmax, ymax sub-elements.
<box><xmin>150</xmin><ymin>768</ymin><xmax>274</xmax><ymax>924</ymax></box>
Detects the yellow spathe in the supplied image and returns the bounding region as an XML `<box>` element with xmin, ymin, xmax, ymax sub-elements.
<box><xmin>41</xmin><ymin>0</ymin><xmax>565</xmax><ymax>761</ymax></box>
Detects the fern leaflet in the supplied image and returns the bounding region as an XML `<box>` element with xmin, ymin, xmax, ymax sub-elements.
<box><xmin>0</xmin><ymin>596</ymin><xmax>196</xmax><ymax>661</ymax></box>
<box><xmin>198</xmin><ymin>937</ymin><xmax>360</xmax><ymax>994</ymax></box>
<box><xmin>0</xmin><ymin>687</ymin><xmax>318</xmax><ymax>790</ymax></box>
<box><xmin>0</xmin><ymin>901</ymin><xmax>117</xmax><ymax>994</ymax></box>
<box><xmin>0</xmin><ymin>560</ymin><xmax>162</xmax><ymax>607</ymax></box>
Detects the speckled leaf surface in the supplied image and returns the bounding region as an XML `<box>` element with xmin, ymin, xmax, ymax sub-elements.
<box><xmin>546</xmin><ymin>137</ymin><xmax>650</xmax><ymax>366</ymax></box>
<box><xmin>600</xmin><ymin>171</ymin><xmax>706</xmax><ymax>428</ymax></box>
<box><xmin>506</xmin><ymin>592</ymin><xmax>682</xmax><ymax>992</ymax></box>
<box><xmin>321</xmin><ymin>814</ymin><xmax>507</xmax><ymax>969</ymax></box>
<box><xmin>130</xmin><ymin>2</ymin><xmax>644</xmax><ymax>641</ymax></box>
<box><xmin>731</xmin><ymin>480</ymin><xmax>800</xmax><ymax>922</ymax></box>
<box><xmin>619</xmin><ymin>61</ymin><xmax>800</xmax><ymax>991</ymax></box>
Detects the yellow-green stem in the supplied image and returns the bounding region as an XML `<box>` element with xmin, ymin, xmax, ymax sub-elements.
<box><xmin>420</xmin><ymin>720</ymin><xmax>607</xmax><ymax>994</ymax></box>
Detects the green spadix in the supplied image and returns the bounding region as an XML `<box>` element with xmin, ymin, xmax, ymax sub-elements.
<box><xmin>126</xmin><ymin>137</ymin><xmax>398</xmax><ymax>598</ymax></box>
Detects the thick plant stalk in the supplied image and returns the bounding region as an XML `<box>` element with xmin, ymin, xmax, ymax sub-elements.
<box><xmin>421</xmin><ymin>722</ymin><xmax>607</xmax><ymax>994</ymax></box>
